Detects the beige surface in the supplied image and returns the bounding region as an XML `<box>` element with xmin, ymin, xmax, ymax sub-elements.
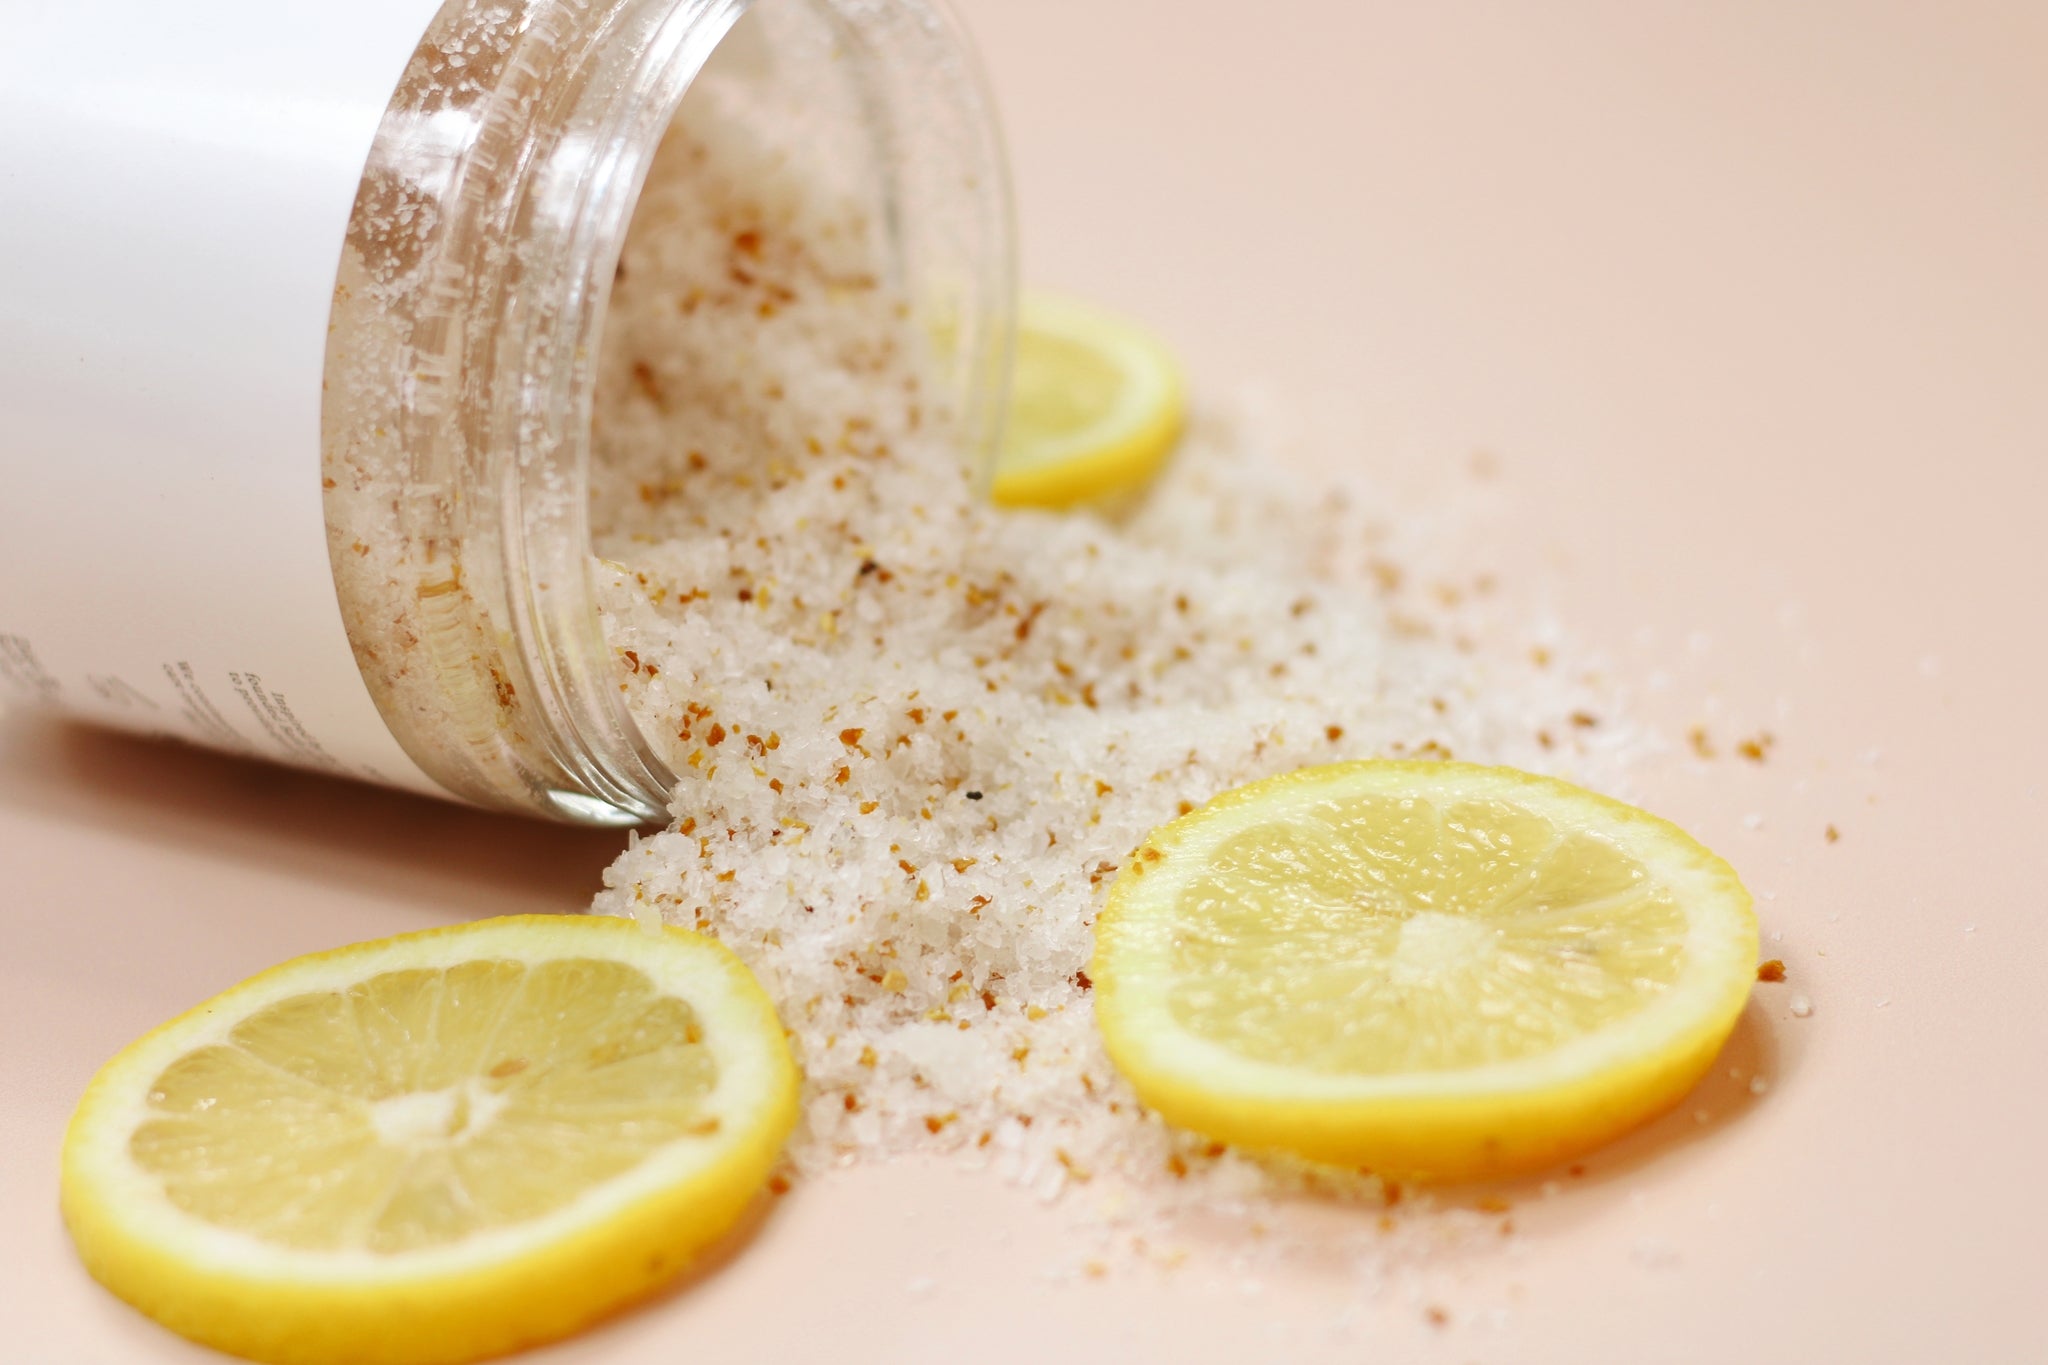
<box><xmin>5</xmin><ymin>1</ymin><xmax>2046</xmax><ymax>1360</ymax></box>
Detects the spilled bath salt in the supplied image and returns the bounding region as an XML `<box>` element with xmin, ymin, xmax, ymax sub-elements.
<box><xmin>584</xmin><ymin>88</ymin><xmax>1638</xmax><ymax>1211</ymax></box>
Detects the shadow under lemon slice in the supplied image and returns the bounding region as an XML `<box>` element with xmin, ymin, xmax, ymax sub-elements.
<box><xmin>1091</xmin><ymin>761</ymin><xmax>1758</xmax><ymax>1181</ymax></box>
<box><xmin>60</xmin><ymin>915</ymin><xmax>798</xmax><ymax>1365</ymax></box>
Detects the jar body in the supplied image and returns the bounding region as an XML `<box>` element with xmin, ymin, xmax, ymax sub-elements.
<box><xmin>0</xmin><ymin>0</ymin><xmax>1014</xmax><ymax>824</ymax></box>
<box><xmin>0</xmin><ymin>0</ymin><xmax>455</xmax><ymax>797</ymax></box>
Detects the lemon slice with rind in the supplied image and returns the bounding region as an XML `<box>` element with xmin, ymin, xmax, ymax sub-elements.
<box><xmin>992</xmin><ymin>290</ymin><xmax>1185</xmax><ymax>508</ymax></box>
<box><xmin>61</xmin><ymin>915</ymin><xmax>798</xmax><ymax>1365</ymax></box>
<box><xmin>1092</xmin><ymin>762</ymin><xmax>1756</xmax><ymax>1180</ymax></box>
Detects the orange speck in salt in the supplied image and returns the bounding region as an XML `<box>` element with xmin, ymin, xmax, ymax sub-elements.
<box><xmin>706</xmin><ymin>722</ymin><xmax>726</xmax><ymax>746</ymax></box>
<box><xmin>631</xmin><ymin>361</ymin><xmax>664</xmax><ymax>406</ymax></box>
<box><xmin>1826</xmin><ymin>824</ymin><xmax>1841</xmax><ymax>843</ymax></box>
<box><xmin>1325</xmin><ymin>724</ymin><xmax>1345</xmax><ymax>742</ymax></box>
<box><xmin>834</xmin><ymin>766</ymin><xmax>850</xmax><ymax>785</ymax></box>
<box><xmin>857</xmin><ymin>1046</ymin><xmax>876</xmax><ymax>1068</ymax></box>
<box><xmin>1757</xmin><ymin>959</ymin><xmax>1787</xmax><ymax>983</ymax></box>
<box><xmin>859</xmin><ymin>800</ymin><xmax>879</xmax><ymax>814</ymax></box>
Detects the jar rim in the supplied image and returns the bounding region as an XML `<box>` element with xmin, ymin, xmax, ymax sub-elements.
<box><xmin>324</xmin><ymin>0</ymin><xmax>1016</xmax><ymax>825</ymax></box>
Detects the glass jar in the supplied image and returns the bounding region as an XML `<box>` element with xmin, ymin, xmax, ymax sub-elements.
<box><xmin>0</xmin><ymin>0</ymin><xmax>1013</xmax><ymax>826</ymax></box>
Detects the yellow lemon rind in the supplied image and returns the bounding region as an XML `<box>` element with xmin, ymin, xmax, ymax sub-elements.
<box><xmin>1092</xmin><ymin>761</ymin><xmax>1756</xmax><ymax>1181</ymax></box>
<box><xmin>60</xmin><ymin>915</ymin><xmax>800</xmax><ymax>1365</ymax></box>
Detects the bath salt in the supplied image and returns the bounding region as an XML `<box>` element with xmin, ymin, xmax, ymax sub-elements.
<box><xmin>584</xmin><ymin>86</ymin><xmax>1635</xmax><ymax>1206</ymax></box>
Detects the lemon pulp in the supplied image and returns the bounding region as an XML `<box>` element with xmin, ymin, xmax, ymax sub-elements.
<box><xmin>131</xmin><ymin>957</ymin><xmax>721</xmax><ymax>1253</ymax></box>
<box><xmin>993</xmin><ymin>291</ymin><xmax>1185</xmax><ymax>508</ymax></box>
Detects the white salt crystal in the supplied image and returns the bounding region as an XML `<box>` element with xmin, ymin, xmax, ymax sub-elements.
<box><xmin>1631</xmin><ymin>1237</ymin><xmax>1680</xmax><ymax>1270</ymax></box>
<box><xmin>1789</xmin><ymin>995</ymin><xmax>1814</xmax><ymax>1018</ymax></box>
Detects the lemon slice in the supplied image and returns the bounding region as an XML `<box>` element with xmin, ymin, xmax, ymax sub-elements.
<box><xmin>992</xmin><ymin>291</ymin><xmax>1186</xmax><ymax>508</ymax></box>
<box><xmin>60</xmin><ymin>915</ymin><xmax>799</xmax><ymax>1365</ymax></box>
<box><xmin>1092</xmin><ymin>762</ymin><xmax>1757</xmax><ymax>1179</ymax></box>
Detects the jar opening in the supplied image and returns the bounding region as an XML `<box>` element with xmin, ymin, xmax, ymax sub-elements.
<box><xmin>322</xmin><ymin>0</ymin><xmax>1013</xmax><ymax>824</ymax></box>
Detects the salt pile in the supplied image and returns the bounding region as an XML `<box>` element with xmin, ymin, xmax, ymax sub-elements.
<box><xmin>584</xmin><ymin>86</ymin><xmax>1634</xmax><ymax>1208</ymax></box>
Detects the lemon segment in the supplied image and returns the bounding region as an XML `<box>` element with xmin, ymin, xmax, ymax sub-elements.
<box><xmin>993</xmin><ymin>291</ymin><xmax>1185</xmax><ymax>508</ymax></box>
<box><xmin>1092</xmin><ymin>762</ymin><xmax>1756</xmax><ymax>1179</ymax></box>
<box><xmin>61</xmin><ymin>915</ymin><xmax>799</xmax><ymax>1365</ymax></box>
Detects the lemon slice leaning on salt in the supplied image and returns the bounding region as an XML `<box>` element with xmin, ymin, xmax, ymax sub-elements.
<box><xmin>992</xmin><ymin>290</ymin><xmax>1186</xmax><ymax>508</ymax></box>
<box><xmin>1092</xmin><ymin>761</ymin><xmax>1757</xmax><ymax>1180</ymax></box>
<box><xmin>60</xmin><ymin>915</ymin><xmax>798</xmax><ymax>1365</ymax></box>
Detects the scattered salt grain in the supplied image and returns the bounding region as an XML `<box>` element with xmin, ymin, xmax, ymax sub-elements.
<box><xmin>1630</xmin><ymin>1237</ymin><xmax>1680</xmax><ymax>1270</ymax></box>
<box><xmin>1789</xmin><ymin>996</ymin><xmax>1814</xmax><ymax>1018</ymax></box>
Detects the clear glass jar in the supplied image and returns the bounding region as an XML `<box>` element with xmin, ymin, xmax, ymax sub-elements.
<box><xmin>322</xmin><ymin>0</ymin><xmax>1014</xmax><ymax>824</ymax></box>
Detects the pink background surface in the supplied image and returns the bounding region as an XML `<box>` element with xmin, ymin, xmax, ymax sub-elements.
<box><xmin>4</xmin><ymin>2</ymin><xmax>2045</xmax><ymax>1360</ymax></box>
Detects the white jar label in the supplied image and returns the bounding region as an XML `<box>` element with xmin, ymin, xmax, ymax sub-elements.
<box><xmin>0</xmin><ymin>0</ymin><xmax>450</xmax><ymax>797</ymax></box>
